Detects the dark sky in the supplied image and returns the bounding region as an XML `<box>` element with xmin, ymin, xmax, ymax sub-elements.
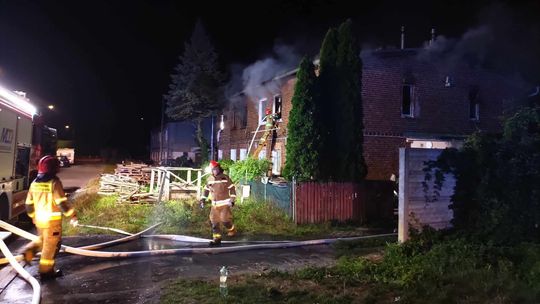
<box><xmin>0</xmin><ymin>0</ymin><xmax>538</xmax><ymax>158</ymax></box>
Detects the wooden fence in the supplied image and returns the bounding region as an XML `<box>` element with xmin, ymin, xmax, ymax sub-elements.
<box><xmin>294</xmin><ymin>182</ymin><xmax>365</xmax><ymax>224</ymax></box>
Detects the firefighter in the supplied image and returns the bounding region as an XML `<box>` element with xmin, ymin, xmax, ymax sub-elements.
<box><xmin>23</xmin><ymin>155</ymin><xmax>78</xmax><ymax>281</ymax></box>
<box><xmin>258</xmin><ymin>108</ymin><xmax>277</xmax><ymax>146</ymax></box>
<box><xmin>199</xmin><ymin>160</ymin><xmax>237</xmax><ymax>246</ymax></box>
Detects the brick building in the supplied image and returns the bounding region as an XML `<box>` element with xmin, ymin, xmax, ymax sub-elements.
<box><xmin>218</xmin><ymin>48</ymin><xmax>527</xmax><ymax>181</ymax></box>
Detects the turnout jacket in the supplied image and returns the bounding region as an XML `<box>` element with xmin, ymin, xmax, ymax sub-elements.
<box><xmin>202</xmin><ymin>173</ymin><xmax>236</xmax><ymax>206</ymax></box>
<box><xmin>25</xmin><ymin>177</ymin><xmax>75</xmax><ymax>228</ymax></box>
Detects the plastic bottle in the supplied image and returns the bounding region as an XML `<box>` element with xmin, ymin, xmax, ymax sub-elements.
<box><xmin>219</xmin><ymin>266</ymin><xmax>229</xmax><ymax>296</ymax></box>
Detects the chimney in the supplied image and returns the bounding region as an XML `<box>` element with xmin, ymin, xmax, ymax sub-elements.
<box><xmin>400</xmin><ymin>26</ymin><xmax>405</xmax><ymax>50</ymax></box>
<box><xmin>430</xmin><ymin>28</ymin><xmax>436</xmax><ymax>46</ymax></box>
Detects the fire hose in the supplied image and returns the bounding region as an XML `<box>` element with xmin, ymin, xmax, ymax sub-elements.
<box><xmin>0</xmin><ymin>219</ymin><xmax>395</xmax><ymax>304</ymax></box>
<box><xmin>1</xmin><ymin>220</ymin><xmax>396</xmax><ymax>259</ymax></box>
<box><xmin>0</xmin><ymin>231</ymin><xmax>40</xmax><ymax>304</ymax></box>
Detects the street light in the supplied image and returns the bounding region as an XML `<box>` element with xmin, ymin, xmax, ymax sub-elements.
<box><xmin>65</xmin><ymin>125</ymin><xmax>70</xmax><ymax>129</ymax></box>
<box><xmin>48</xmin><ymin>105</ymin><xmax>54</xmax><ymax>110</ymax></box>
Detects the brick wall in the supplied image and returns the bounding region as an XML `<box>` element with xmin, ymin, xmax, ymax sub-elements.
<box><xmin>220</xmin><ymin>49</ymin><xmax>526</xmax><ymax>181</ymax></box>
<box><xmin>220</xmin><ymin>75</ymin><xmax>296</xmax><ymax>172</ymax></box>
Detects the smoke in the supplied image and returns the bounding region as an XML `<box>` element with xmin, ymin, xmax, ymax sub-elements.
<box><xmin>416</xmin><ymin>3</ymin><xmax>540</xmax><ymax>84</ymax></box>
<box><xmin>225</xmin><ymin>44</ymin><xmax>301</xmax><ymax>103</ymax></box>
<box><xmin>416</xmin><ymin>25</ymin><xmax>495</xmax><ymax>72</ymax></box>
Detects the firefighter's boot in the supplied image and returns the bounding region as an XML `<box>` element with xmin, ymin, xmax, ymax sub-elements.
<box><xmin>209</xmin><ymin>233</ymin><xmax>222</xmax><ymax>247</ymax></box>
<box><xmin>40</xmin><ymin>269</ymin><xmax>63</xmax><ymax>282</ymax></box>
<box><xmin>22</xmin><ymin>248</ymin><xmax>35</xmax><ymax>266</ymax></box>
<box><xmin>209</xmin><ymin>238</ymin><xmax>222</xmax><ymax>247</ymax></box>
<box><xmin>225</xmin><ymin>223</ymin><xmax>236</xmax><ymax>237</ymax></box>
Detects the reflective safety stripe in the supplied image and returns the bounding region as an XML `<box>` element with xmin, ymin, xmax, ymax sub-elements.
<box><xmin>227</xmin><ymin>184</ymin><xmax>235</xmax><ymax>189</ymax></box>
<box><xmin>27</xmin><ymin>212</ymin><xmax>35</xmax><ymax>218</ymax></box>
<box><xmin>36</xmin><ymin>211</ymin><xmax>62</xmax><ymax>222</ymax></box>
<box><xmin>228</xmin><ymin>225</ymin><xmax>235</xmax><ymax>232</ymax></box>
<box><xmin>39</xmin><ymin>258</ymin><xmax>55</xmax><ymax>266</ymax></box>
<box><xmin>230</xmin><ymin>194</ymin><xmax>237</xmax><ymax>197</ymax></box>
<box><xmin>212</xmin><ymin>199</ymin><xmax>231</xmax><ymax>207</ymax></box>
<box><xmin>64</xmin><ymin>208</ymin><xmax>75</xmax><ymax>217</ymax></box>
<box><xmin>30</xmin><ymin>182</ymin><xmax>53</xmax><ymax>193</ymax></box>
<box><xmin>55</xmin><ymin>197</ymin><xmax>68</xmax><ymax>204</ymax></box>
<box><xmin>50</xmin><ymin>212</ymin><xmax>62</xmax><ymax>220</ymax></box>
<box><xmin>212</xmin><ymin>233</ymin><xmax>222</xmax><ymax>239</ymax></box>
<box><xmin>207</xmin><ymin>180</ymin><xmax>228</xmax><ymax>184</ymax></box>
<box><xmin>25</xmin><ymin>200</ymin><xmax>34</xmax><ymax>205</ymax></box>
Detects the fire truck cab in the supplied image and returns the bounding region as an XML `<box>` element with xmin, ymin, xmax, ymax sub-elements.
<box><xmin>0</xmin><ymin>87</ymin><xmax>36</xmax><ymax>221</ymax></box>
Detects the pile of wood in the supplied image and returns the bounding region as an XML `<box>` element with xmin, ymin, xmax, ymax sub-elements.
<box><xmin>98</xmin><ymin>174</ymin><xmax>139</xmax><ymax>196</ymax></box>
<box><xmin>114</xmin><ymin>163</ymin><xmax>151</xmax><ymax>184</ymax></box>
<box><xmin>98</xmin><ymin>174</ymin><xmax>158</xmax><ymax>204</ymax></box>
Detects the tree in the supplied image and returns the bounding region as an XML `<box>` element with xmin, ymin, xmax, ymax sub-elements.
<box><xmin>316</xmin><ymin>20</ymin><xmax>367</xmax><ymax>181</ymax></box>
<box><xmin>165</xmin><ymin>19</ymin><xmax>225</xmax><ymax>163</ymax></box>
<box><xmin>316</xmin><ymin>27</ymin><xmax>340</xmax><ymax>180</ymax></box>
<box><xmin>283</xmin><ymin>57</ymin><xmax>319</xmax><ymax>181</ymax></box>
<box><xmin>336</xmin><ymin>19</ymin><xmax>367</xmax><ymax>181</ymax></box>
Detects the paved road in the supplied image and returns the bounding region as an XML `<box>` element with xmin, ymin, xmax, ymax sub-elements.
<box><xmin>57</xmin><ymin>164</ymin><xmax>105</xmax><ymax>192</ymax></box>
<box><xmin>0</xmin><ymin>164</ymin><xmax>105</xmax><ymax>301</ymax></box>
<box><xmin>1</xmin><ymin>235</ymin><xmax>339</xmax><ymax>304</ymax></box>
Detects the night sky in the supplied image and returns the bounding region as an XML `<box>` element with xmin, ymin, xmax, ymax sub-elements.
<box><xmin>0</xmin><ymin>0</ymin><xmax>538</xmax><ymax>158</ymax></box>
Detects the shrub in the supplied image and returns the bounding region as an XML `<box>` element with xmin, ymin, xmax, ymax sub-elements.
<box><xmin>424</xmin><ymin>106</ymin><xmax>540</xmax><ymax>244</ymax></box>
<box><xmin>228</xmin><ymin>158</ymin><xmax>271</xmax><ymax>184</ymax></box>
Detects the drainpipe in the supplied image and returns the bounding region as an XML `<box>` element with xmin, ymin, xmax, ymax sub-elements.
<box><xmin>400</xmin><ymin>26</ymin><xmax>405</xmax><ymax>50</ymax></box>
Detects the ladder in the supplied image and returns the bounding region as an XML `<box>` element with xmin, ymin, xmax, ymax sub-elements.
<box><xmin>247</xmin><ymin>124</ymin><xmax>279</xmax><ymax>158</ymax></box>
<box><xmin>251</xmin><ymin>129</ymin><xmax>273</xmax><ymax>157</ymax></box>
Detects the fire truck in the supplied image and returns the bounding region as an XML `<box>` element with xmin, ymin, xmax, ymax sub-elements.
<box><xmin>0</xmin><ymin>86</ymin><xmax>57</xmax><ymax>221</ymax></box>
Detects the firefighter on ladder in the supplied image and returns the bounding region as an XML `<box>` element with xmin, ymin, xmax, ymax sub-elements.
<box><xmin>199</xmin><ymin>160</ymin><xmax>236</xmax><ymax>246</ymax></box>
<box><xmin>257</xmin><ymin>107</ymin><xmax>277</xmax><ymax>148</ymax></box>
<box><xmin>23</xmin><ymin>155</ymin><xmax>78</xmax><ymax>281</ymax></box>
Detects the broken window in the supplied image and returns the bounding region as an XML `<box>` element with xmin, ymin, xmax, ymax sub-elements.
<box><xmin>468</xmin><ymin>86</ymin><xmax>480</xmax><ymax>120</ymax></box>
<box><xmin>240</xmin><ymin>102</ymin><xmax>247</xmax><ymax>128</ymax></box>
<box><xmin>273</xmin><ymin>95</ymin><xmax>282</xmax><ymax>120</ymax></box>
<box><xmin>402</xmin><ymin>85</ymin><xmax>414</xmax><ymax>117</ymax></box>
<box><xmin>231</xmin><ymin>100</ymin><xmax>247</xmax><ymax>129</ymax></box>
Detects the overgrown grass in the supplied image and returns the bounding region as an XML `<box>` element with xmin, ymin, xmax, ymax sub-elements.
<box><xmin>64</xmin><ymin>193</ymin><xmax>152</xmax><ymax>235</ymax></box>
<box><xmin>160</xmin><ymin>233</ymin><xmax>540</xmax><ymax>303</ymax></box>
<box><xmin>160</xmin><ymin>276</ymin><xmax>362</xmax><ymax>304</ymax></box>
<box><xmin>64</xmin><ymin>195</ymin><xmax>365</xmax><ymax>238</ymax></box>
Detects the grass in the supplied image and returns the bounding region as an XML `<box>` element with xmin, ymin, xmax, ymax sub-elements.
<box><xmin>63</xmin><ymin>195</ymin><xmax>372</xmax><ymax>239</ymax></box>
<box><xmin>159</xmin><ymin>237</ymin><xmax>397</xmax><ymax>304</ymax></box>
<box><xmin>159</xmin><ymin>232</ymin><xmax>540</xmax><ymax>303</ymax></box>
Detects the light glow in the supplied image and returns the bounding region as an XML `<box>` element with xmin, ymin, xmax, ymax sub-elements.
<box><xmin>0</xmin><ymin>84</ymin><xmax>37</xmax><ymax>117</ymax></box>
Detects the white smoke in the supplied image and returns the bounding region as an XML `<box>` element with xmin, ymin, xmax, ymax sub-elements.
<box><xmin>226</xmin><ymin>44</ymin><xmax>301</xmax><ymax>103</ymax></box>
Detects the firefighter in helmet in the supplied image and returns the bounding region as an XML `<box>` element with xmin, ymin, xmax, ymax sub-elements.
<box><xmin>258</xmin><ymin>108</ymin><xmax>277</xmax><ymax>146</ymax></box>
<box><xmin>23</xmin><ymin>155</ymin><xmax>78</xmax><ymax>281</ymax></box>
<box><xmin>199</xmin><ymin>160</ymin><xmax>237</xmax><ymax>246</ymax></box>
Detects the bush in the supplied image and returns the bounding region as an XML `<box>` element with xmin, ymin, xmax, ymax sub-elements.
<box><xmin>228</xmin><ymin>158</ymin><xmax>271</xmax><ymax>184</ymax></box>
<box><xmin>424</xmin><ymin>106</ymin><xmax>540</xmax><ymax>244</ymax></box>
<box><xmin>322</xmin><ymin>234</ymin><xmax>540</xmax><ymax>303</ymax></box>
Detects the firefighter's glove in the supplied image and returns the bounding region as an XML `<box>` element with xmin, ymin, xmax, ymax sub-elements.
<box><xmin>199</xmin><ymin>199</ymin><xmax>206</xmax><ymax>209</ymax></box>
<box><xmin>70</xmin><ymin>217</ymin><xmax>79</xmax><ymax>227</ymax></box>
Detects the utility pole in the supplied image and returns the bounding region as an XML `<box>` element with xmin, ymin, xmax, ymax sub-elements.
<box><xmin>210</xmin><ymin>115</ymin><xmax>214</xmax><ymax>161</ymax></box>
<box><xmin>159</xmin><ymin>98</ymin><xmax>165</xmax><ymax>164</ymax></box>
